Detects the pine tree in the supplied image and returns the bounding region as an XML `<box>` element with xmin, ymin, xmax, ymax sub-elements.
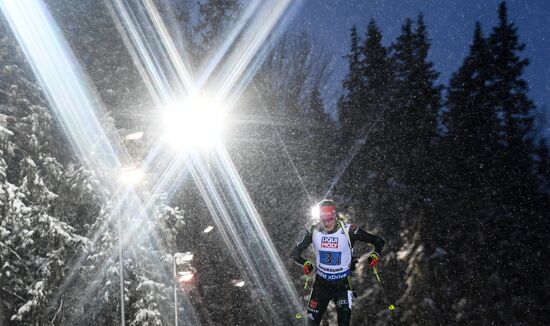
<box><xmin>372</xmin><ymin>16</ymin><xmax>442</xmax><ymax>324</ymax></box>
<box><xmin>338</xmin><ymin>25</ymin><xmax>365</xmax><ymax>146</ymax></box>
<box><xmin>482</xmin><ymin>2</ymin><xmax>549</xmax><ymax>323</ymax></box>
<box><xmin>445</xmin><ymin>22</ymin><xmax>501</xmax><ymax>215</ymax></box>
<box><xmin>438</xmin><ymin>3</ymin><xmax>550</xmax><ymax>323</ymax></box>
<box><xmin>128</xmin><ymin>201</ymin><xmax>185</xmax><ymax>326</ymax></box>
<box><xmin>352</xmin><ymin>19</ymin><xmax>394</xmax><ymax>205</ymax></box>
<box><xmin>486</xmin><ymin>1</ymin><xmax>540</xmax><ymax>216</ymax></box>
<box><xmin>534</xmin><ymin>135</ymin><xmax>550</xmax><ymax>193</ymax></box>
<box><xmin>361</xmin><ymin>19</ymin><xmax>394</xmax><ymax>122</ymax></box>
<box><xmin>396</xmin><ymin>15</ymin><xmax>440</xmax><ymax>195</ymax></box>
<box><xmin>0</xmin><ymin>17</ymin><xmax>90</xmax><ymax>323</ymax></box>
<box><xmin>0</xmin><ymin>133</ymin><xmax>88</xmax><ymax>324</ymax></box>
<box><xmin>194</xmin><ymin>0</ymin><xmax>241</xmax><ymax>54</ymax></box>
<box><xmin>246</xmin><ymin>31</ymin><xmax>334</xmax><ymax>200</ymax></box>
<box><xmin>376</xmin><ymin>15</ymin><xmax>441</xmax><ymax>226</ymax></box>
<box><xmin>438</xmin><ymin>22</ymin><xmax>503</xmax><ymax>323</ymax></box>
<box><xmin>381</xmin><ymin>18</ymin><xmax>416</xmax><ymax>200</ymax></box>
<box><xmin>2</xmin><ymin>11</ymin><xmax>136</xmax><ymax>324</ymax></box>
<box><xmin>0</xmin><ymin>19</ymin><xmax>44</xmax><ymax>112</ymax></box>
<box><xmin>306</xmin><ymin>82</ymin><xmax>338</xmax><ymax>197</ymax></box>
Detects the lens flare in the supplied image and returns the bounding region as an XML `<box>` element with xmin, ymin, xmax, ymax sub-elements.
<box><xmin>3</xmin><ymin>0</ymin><xmax>307</xmax><ymax>323</ymax></box>
<box><xmin>161</xmin><ymin>96</ymin><xmax>227</xmax><ymax>151</ymax></box>
<box><xmin>119</xmin><ymin>166</ymin><xmax>145</xmax><ymax>185</ymax></box>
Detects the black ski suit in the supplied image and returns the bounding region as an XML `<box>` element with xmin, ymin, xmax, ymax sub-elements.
<box><xmin>290</xmin><ymin>222</ymin><xmax>384</xmax><ymax>326</ymax></box>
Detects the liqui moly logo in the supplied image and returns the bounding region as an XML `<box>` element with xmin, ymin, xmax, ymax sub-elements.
<box><xmin>321</xmin><ymin>236</ymin><xmax>338</xmax><ymax>248</ymax></box>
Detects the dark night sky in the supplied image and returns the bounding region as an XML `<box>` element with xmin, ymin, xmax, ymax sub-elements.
<box><xmin>293</xmin><ymin>0</ymin><xmax>549</xmax><ymax>123</ymax></box>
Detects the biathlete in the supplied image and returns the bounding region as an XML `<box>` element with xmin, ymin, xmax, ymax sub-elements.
<box><xmin>290</xmin><ymin>199</ymin><xmax>385</xmax><ymax>326</ymax></box>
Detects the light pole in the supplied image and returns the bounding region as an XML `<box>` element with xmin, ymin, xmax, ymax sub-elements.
<box><xmin>118</xmin><ymin>210</ymin><xmax>125</xmax><ymax>326</ymax></box>
<box><xmin>173</xmin><ymin>252</ymin><xmax>194</xmax><ymax>326</ymax></box>
<box><xmin>173</xmin><ymin>255</ymin><xmax>178</xmax><ymax>326</ymax></box>
<box><xmin>117</xmin><ymin>130</ymin><xmax>144</xmax><ymax>326</ymax></box>
<box><xmin>117</xmin><ymin>166</ymin><xmax>144</xmax><ymax>326</ymax></box>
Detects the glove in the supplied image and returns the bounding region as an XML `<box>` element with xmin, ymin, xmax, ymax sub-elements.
<box><xmin>367</xmin><ymin>252</ymin><xmax>380</xmax><ymax>268</ymax></box>
<box><xmin>303</xmin><ymin>260</ymin><xmax>314</xmax><ymax>275</ymax></box>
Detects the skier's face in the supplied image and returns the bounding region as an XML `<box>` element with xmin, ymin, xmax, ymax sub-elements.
<box><xmin>319</xmin><ymin>205</ymin><xmax>337</xmax><ymax>231</ymax></box>
<box><xmin>321</xmin><ymin>215</ymin><xmax>336</xmax><ymax>231</ymax></box>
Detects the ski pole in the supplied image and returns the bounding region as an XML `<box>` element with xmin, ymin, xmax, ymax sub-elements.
<box><xmin>372</xmin><ymin>266</ymin><xmax>381</xmax><ymax>283</ymax></box>
<box><xmin>372</xmin><ymin>267</ymin><xmax>395</xmax><ymax>311</ymax></box>
<box><xmin>295</xmin><ymin>275</ymin><xmax>311</xmax><ymax>320</ymax></box>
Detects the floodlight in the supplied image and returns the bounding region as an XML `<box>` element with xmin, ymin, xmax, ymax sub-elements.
<box><xmin>176</xmin><ymin>252</ymin><xmax>193</xmax><ymax>263</ymax></box>
<box><xmin>233</xmin><ymin>280</ymin><xmax>245</xmax><ymax>287</ymax></box>
<box><xmin>124</xmin><ymin>131</ymin><xmax>144</xmax><ymax>141</ymax></box>
<box><xmin>162</xmin><ymin>95</ymin><xmax>227</xmax><ymax>151</ymax></box>
<box><xmin>178</xmin><ymin>271</ymin><xmax>195</xmax><ymax>283</ymax></box>
<box><xmin>118</xmin><ymin>167</ymin><xmax>144</xmax><ymax>185</ymax></box>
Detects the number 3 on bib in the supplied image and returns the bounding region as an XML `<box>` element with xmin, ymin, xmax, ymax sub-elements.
<box><xmin>319</xmin><ymin>251</ymin><xmax>342</xmax><ymax>266</ymax></box>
